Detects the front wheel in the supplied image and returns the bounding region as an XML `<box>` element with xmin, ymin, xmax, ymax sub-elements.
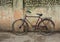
<box><xmin>12</xmin><ymin>19</ymin><xmax>28</xmax><ymax>35</ymax></box>
<box><xmin>38</xmin><ymin>19</ymin><xmax>55</xmax><ymax>35</ymax></box>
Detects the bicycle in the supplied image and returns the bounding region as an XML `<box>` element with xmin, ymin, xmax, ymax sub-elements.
<box><xmin>12</xmin><ymin>11</ymin><xmax>55</xmax><ymax>35</ymax></box>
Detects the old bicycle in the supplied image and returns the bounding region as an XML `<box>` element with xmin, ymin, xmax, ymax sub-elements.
<box><xmin>12</xmin><ymin>11</ymin><xmax>55</xmax><ymax>35</ymax></box>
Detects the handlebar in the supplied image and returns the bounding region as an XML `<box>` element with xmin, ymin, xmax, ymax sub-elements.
<box><xmin>24</xmin><ymin>14</ymin><xmax>52</xmax><ymax>19</ymax></box>
<box><xmin>25</xmin><ymin>13</ymin><xmax>43</xmax><ymax>17</ymax></box>
<box><xmin>25</xmin><ymin>14</ymin><xmax>39</xmax><ymax>17</ymax></box>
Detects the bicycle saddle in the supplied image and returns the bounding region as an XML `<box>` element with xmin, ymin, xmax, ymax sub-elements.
<box><xmin>37</xmin><ymin>13</ymin><xmax>43</xmax><ymax>16</ymax></box>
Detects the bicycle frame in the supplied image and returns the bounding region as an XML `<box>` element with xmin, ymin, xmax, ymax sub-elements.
<box><xmin>12</xmin><ymin>12</ymin><xmax>55</xmax><ymax>35</ymax></box>
<box><xmin>23</xmin><ymin>15</ymin><xmax>42</xmax><ymax>27</ymax></box>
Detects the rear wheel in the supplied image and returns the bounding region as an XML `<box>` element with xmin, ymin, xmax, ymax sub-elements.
<box><xmin>38</xmin><ymin>19</ymin><xmax>55</xmax><ymax>35</ymax></box>
<box><xmin>12</xmin><ymin>19</ymin><xmax>28</xmax><ymax>35</ymax></box>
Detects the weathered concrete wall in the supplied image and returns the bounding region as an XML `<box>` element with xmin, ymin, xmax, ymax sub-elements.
<box><xmin>0</xmin><ymin>0</ymin><xmax>60</xmax><ymax>31</ymax></box>
<box><xmin>0</xmin><ymin>0</ymin><xmax>23</xmax><ymax>31</ymax></box>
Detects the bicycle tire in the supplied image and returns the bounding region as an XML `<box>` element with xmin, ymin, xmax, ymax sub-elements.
<box><xmin>12</xmin><ymin>19</ymin><xmax>28</xmax><ymax>35</ymax></box>
<box><xmin>38</xmin><ymin>19</ymin><xmax>55</xmax><ymax>35</ymax></box>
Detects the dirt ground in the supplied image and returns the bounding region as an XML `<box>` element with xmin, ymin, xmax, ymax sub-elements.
<box><xmin>0</xmin><ymin>32</ymin><xmax>60</xmax><ymax>42</ymax></box>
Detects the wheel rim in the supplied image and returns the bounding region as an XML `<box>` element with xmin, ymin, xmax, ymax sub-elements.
<box><xmin>39</xmin><ymin>20</ymin><xmax>54</xmax><ymax>33</ymax></box>
<box><xmin>13</xmin><ymin>20</ymin><xmax>27</xmax><ymax>33</ymax></box>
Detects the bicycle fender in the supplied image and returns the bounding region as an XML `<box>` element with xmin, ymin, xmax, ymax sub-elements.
<box><xmin>38</xmin><ymin>18</ymin><xmax>55</xmax><ymax>27</ymax></box>
<box><xmin>20</xmin><ymin>19</ymin><xmax>25</xmax><ymax>21</ymax></box>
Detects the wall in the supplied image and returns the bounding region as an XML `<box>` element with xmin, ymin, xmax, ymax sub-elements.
<box><xmin>0</xmin><ymin>0</ymin><xmax>23</xmax><ymax>31</ymax></box>
<box><xmin>0</xmin><ymin>0</ymin><xmax>60</xmax><ymax>31</ymax></box>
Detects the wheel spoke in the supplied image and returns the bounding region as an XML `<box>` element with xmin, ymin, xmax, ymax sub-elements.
<box><xmin>39</xmin><ymin>19</ymin><xmax>55</xmax><ymax>35</ymax></box>
<box><xmin>12</xmin><ymin>19</ymin><xmax>28</xmax><ymax>35</ymax></box>
<box><xmin>43</xmin><ymin>20</ymin><xmax>49</xmax><ymax>26</ymax></box>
